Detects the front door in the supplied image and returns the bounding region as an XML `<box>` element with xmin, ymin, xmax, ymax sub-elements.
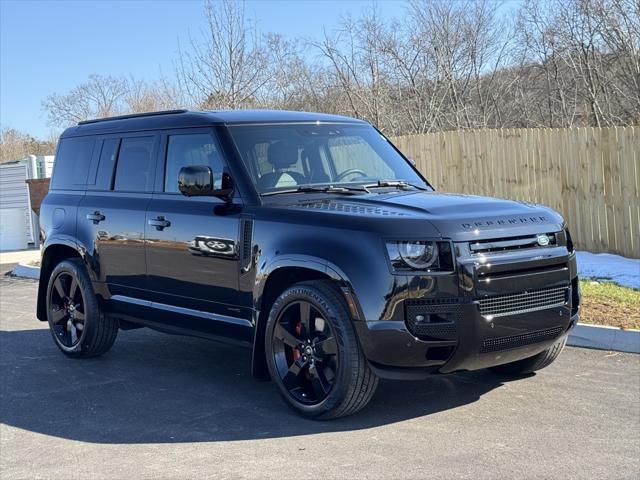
<box><xmin>144</xmin><ymin>129</ymin><xmax>250</xmax><ymax>341</ymax></box>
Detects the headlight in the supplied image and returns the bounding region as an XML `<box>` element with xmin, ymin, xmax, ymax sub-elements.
<box><xmin>386</xmin><ymin>240</ymin><xmax>454</xmax><ymax>272</ymax></box>
<box><xmin>398</xmin><ymin>241</ymin><xmax>438</xmax><ymax>269</ymax></box>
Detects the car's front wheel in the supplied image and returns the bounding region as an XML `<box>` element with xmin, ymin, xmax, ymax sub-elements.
<box><xmin>489</xmin><ymin>336</ymin><xmax>567</xmax><ymax>376</ymax></box>
<box><xmin>265</xmin><ymin>280</ymin><xmax>378</xmax><ymax>419</ymax></box>
<box><xmin>46</xmin><ymin>258</ymin><xmax>118</xmax><ymax>358</ymax></box>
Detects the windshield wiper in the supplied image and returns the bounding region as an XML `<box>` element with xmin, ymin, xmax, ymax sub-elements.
<box><xmin>261</xmin><ymin>185</ymin><xmax>367</xmax><ymax>196</ymax></box>
<box><xmin>361</xmin><ymin>180</ymin><xmax>429</xmax><ymax>191</ymax></box>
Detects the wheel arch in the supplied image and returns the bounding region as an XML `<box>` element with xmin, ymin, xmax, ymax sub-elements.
<box><xmin>250</xmin><ymin>257</ymin><xmax>358</xmax><ymax>380</ymax></box>
<box><xmin>36</xmin><ymin>241</ymin><xmax>83</xmax><ymax>321</ymax></box>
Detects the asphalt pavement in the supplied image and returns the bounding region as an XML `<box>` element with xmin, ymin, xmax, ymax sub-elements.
<box><xmin>1</xmin><ymin>271</ymin><xmax>638</xmax><ymax>479</ymax></box>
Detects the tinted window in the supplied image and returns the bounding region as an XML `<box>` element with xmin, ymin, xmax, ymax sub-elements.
<box><xmin>328</xmin><ymin>135</ymin><xmax>394</xmax><ymax>180</ymax></box>
<box><xmin>165</xmin><ymin>133</ymin><xmax>224</xmax><ymax>193</ymax></box>
<box><xmin>92</xmin><ymin>138</ymin><xmax>120</xmax><ymax>190</ymax></box>
<box><xmin>113</xmin><ymin>137</ymin><xmax>155</xmax><ymax>192</ymax></box>
<box><xmin>228</xmin><ymin>124</ymin><xmax>425</xmax><ymax>193</ymax></box>
<box><xmin>50</xmin><ymin>137</ymin><xmax>95</xmax><ymax>190</ymax></box>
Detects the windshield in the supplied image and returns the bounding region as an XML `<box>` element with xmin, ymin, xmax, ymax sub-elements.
<box><xmin>227</xmin><ymin>123</ymin><xmax>429</xmax><ymax>194</ymax></box>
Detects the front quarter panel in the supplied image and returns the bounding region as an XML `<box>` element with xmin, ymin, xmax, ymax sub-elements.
<box><xmin>258</xmin><ymin>224</ymin><xmax>396</xmax><ymax>320</ymax></box>
<box><xmin>247</xmin><ymin>206</ymin><xmax>443</xmax><ymax>322</ymax></box>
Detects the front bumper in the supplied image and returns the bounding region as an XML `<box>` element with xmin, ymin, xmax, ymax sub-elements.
<box><xmin>354</xmin><ymin>246</ymin><xmax>580</xmax><ymax>378</ymax></box>
<box><xmin>356</xmin><ymin>308</ymin><xmax>578</xmax><ymax>377</ymax></box>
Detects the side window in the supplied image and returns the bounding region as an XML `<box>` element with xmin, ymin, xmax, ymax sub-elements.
<box><xmin>113</xmin><ymin>136</ymin><xmax>155</xmax><ymax>192</ymax></box>
<box><xmin>50</xmin><ymin>137</ymin><xmax>95</xmax><ymax>190</ymax></box>
<box><xmin>164</xmin><ymin>133</ymin><xmax>224</xmax><ymax>193</ymax></box>
<box><xmin>328</xmin><ymin>135</ymin><xmax>394</xmax><ymax>179</ymax></box>
<box><xmin>92</xmin><ymin>138</ymin><xmax>120</xmax><ymax>190</ymax></box>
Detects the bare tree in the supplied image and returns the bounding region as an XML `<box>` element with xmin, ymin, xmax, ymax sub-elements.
<box><xmin>592</xmin><ymin>0</ymin><xmax>640</xmax><ymax>123</ymax></box>
<box><xmin>175</xmin><ymin>0</ymin><xmax>270</xmax><ymax>109</ymax></box>
<box><xmin>514</xmin><ymin>0</ymin><xmax>640</xmax><ymax>127</ymax></box>
<box><xmin>123</xmin><ymin>77</ymin><xmax>184</xmax><ymax>113</ymax></box>
<box><xmin>315</xmin><ymin>7</ymin><xmax>398</xmax><ymax>131</ymax></box>
<box><xmin>39</xmin><ymin>0</ymin><xmax>640</xmax><ymax>134</ymax></box>
<box><xmin>0</xmin><ymin>127</ymin><xmax>56</xmax><ymax>163</ymax></box>
<box><xmin>42</xmin><ymin>74</ymin><xmax>128</xmax><ymax>127</ymax></box>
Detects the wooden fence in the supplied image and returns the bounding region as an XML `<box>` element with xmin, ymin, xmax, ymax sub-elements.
<box><xmin>391</xmin><ymin>127</ymin><xmax>639</xmax><ymax>258</ymax></box>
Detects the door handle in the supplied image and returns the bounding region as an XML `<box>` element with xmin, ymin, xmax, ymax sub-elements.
<box><xmin>148</xmin><ymin>216</ymin><xmax>171</xmax><ymax>231</ymax></box>
<box><xmin>86</xmin><ymin>211</ymin><xmax>105</xmax><ymax>224</ymax></box>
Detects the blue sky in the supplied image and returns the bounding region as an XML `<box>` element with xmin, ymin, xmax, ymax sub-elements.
<box><xmin>0</xmin><ymin>0</ymin><xmax>410</xmax><ymax>139</ymax></box>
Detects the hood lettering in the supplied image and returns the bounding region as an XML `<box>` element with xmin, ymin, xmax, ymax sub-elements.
<box><xmin>462</xmin><ymin>216</ymin><xmax>548</xmax><ymax>229</ymax></box>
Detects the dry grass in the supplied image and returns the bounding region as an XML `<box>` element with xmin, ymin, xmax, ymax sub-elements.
<box><xmin>580</xmin><ymin>280</ymin><xmax>640</xmax><ymax>330</ymax></box>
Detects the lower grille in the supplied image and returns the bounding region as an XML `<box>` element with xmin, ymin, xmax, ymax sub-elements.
<box><xmin>480</xmin><ymin>326</ymin><xmax>564</xmax><ymax>353</ymax></box>
<box><xmin>477</xmin><ymin>286</ymin><xmax>568</xmax><ymax>318</ymax></box>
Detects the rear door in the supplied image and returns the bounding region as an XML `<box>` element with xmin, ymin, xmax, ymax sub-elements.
<box><xmin>77</xmin><ymin>133</ymin><xmax>158</xmax><ymax>301</ymax></box>
<box><xmin>144</xmin><ymin>128</ymin><xmax>251</xmax><ymax>341</ymax></box>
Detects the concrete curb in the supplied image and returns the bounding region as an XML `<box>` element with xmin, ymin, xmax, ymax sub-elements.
<box><xmin>568</xmin><ymin>323</ymin><xmax>640</xmax><ymax>354</ymax></box>
<box><xmin>7</xmin><ymin>265</ymin><xmax>639</xmax><ymax>354</ymax></box>
<box><xmin>10</xmin><ymin>263</ymin><xmax>40</xmax><ymax>280</ymax></box>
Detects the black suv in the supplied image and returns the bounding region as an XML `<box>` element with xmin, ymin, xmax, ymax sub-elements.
<box><xmin>38</xmin><ymin>109</ymin><xmax>579</xmax><ymax>419</ymax></box>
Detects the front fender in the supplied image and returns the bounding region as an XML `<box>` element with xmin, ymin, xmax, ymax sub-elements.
<box><xmin>252</xmin><ymin>223</ymin><xmax>401</xmax><ymax>322</ymax></box>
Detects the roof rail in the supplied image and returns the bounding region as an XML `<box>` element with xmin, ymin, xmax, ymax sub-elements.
<box><xmin>77</xmin><ymin>109</ymin><xmax>189</xmax><ymax>125</ymax></box>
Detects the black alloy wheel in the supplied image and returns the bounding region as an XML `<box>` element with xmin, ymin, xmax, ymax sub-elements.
<box><xmin>49</xmin><ymin>271</ymin><xmax>87</xmax><ymax>348</ymax></box>
<box><xmin>265</xmin><ymin>280</ymin><xmax>378</xmax><ymax>419</ymax></box>
<box><xmin>272</xmin><ymin>300</ymin><xmax>339</xmax><ymax>405</ymax></box>
<box><xmin>46</xmin><ymin>258</ymin><xmax>118</xmax><ymax>358</ymax></box>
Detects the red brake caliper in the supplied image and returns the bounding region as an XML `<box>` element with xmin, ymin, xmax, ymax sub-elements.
<box><xmin>292</xmin><ymin>321</ymin><xmax>302</xmax><ymax>361</ymax></box>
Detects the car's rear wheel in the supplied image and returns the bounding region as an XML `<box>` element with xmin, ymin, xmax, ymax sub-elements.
<box><xmin>489</xmin><ymin>336</ymin><xmax>567</xmax><ymax>376</ymax></box>
<box><xmin>265</xmin><ymin>280</ymin><xmax>378</xmax><ymax>419</ymax></box>
<box><xmin>46</xmin><ymin>258</ymin><xmax>118</xmax><ymax>358</ymax></box>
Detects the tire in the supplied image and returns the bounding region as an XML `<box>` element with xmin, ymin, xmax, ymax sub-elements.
<box><xmin>265</xmin><ymin>280</ymin><xmax>378</xmax><ymax>419</ymax></box>
<box><xmin>489</xmin><ymin>335</ymin><xmax>567</xmax><ymax>376</ymax></box>
<box><xmin>46</xmin><ymin>258</ymin><xmax>118</xmax><ymax>358</ymax></box>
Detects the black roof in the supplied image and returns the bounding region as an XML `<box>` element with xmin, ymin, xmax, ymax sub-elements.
<box><xmin>61</xmin><ymin>109</ymin><xmax>367</xmax><ymax>138</ymax></box>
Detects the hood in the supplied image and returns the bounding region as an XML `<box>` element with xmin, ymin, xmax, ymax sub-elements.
<box><xmin>277</xmin><ymin>191</ymin><xmax>564</xmax><ymax>241</ymax></box>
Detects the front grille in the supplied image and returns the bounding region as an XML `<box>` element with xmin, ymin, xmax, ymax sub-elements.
<box><xmin>476</xmin><ymin>286</ymin><xmax>568</xmax><ymax>318</ymax></box>
<box><xmin>480</xmin><ymin>326</ymin><xmax>564</xmax><ymax>353</ymax></box>
<box><xmin>469</xmin><ymin>232</ymin><xmax>558</xmax><ymax>254</ymax></box>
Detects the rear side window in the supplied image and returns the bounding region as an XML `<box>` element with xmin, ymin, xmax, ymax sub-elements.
<box><xmin>113</xmin><ymin>137</ymin><xmax>155</xmax><ymax>192</ymax></box>
<box><xmin>50</xmin><ymin>137</ymin><xmax>95</xmax><ymax>190</ymax></box>
<box><xmin>92</xmin><ymin>138</ymin><xmax>120</xmax><ymax>190</ymax></box>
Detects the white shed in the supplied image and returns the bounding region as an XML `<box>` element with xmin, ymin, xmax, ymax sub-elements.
<box><xmin>0</xmin><ymin>155</ymin><xmax>55</xmax><ymax>251</ymax></box>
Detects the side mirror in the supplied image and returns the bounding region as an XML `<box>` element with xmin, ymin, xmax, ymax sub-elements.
<box><xmin>178</xmin><ymin>165</ymin><xmax>233</xmax><ymax>201</ymax></box>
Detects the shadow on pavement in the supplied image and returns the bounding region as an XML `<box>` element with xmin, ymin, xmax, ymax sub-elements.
<box><xmin>0</xmin><ymin>327</ymin><xmax>510</xmax><ymax>444</ymax></box>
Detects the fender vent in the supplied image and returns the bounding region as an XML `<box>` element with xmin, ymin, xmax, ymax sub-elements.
<box><xmin>240</xmin><ymin>219</ymin><xmax>253</xmax><ymax>272</ymax></box>
<box><xmin>296</xmin><ymin>201</ymin><xmax>410</xmax><ymax>217</ymax></box>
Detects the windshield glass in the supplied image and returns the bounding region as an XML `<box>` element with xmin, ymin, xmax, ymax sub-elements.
<box><xmin>227</xmin><ymin>123</ymin><xmax>428</xmax><ymax>194</ymax></box>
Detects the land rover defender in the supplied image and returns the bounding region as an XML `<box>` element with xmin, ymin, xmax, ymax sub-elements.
<box><xmin>37</xmin><ymin>109</ymin><xmax>579</xmax><ymax>419</ymax></box>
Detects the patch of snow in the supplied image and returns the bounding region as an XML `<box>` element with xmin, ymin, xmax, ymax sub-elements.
<box><xmin>576</xmin><ymin>251</ymin><xmax>640</xmax><ymax>289</ymax></box>
<box><xmin>11</xmin><ymin>263</ymin><xmax>40</xmax><ymax>280</ymax></box>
